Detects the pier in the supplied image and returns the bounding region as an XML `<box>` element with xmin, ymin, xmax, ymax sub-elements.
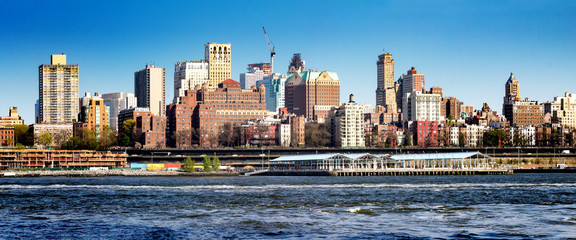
<box><xmin>263</xmin><ymin>152</ymin><xmax>512</xmax><ymax>176</ymax></box>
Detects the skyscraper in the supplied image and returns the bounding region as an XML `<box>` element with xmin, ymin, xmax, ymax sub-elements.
<box><xmin>38</xmin><ymin>54</ymin><xmax>79</xmax><ymax>124</ymax></box>
<box><xmin>173</xmin><ymin>60</ymin><xmax>209</xmax><ymax>103</ymax></box>
<box><xmin>205</xmin><ymin>42</ymin><xmax>231</xmax><ymax>87</ymax></box>
<box><xmin>503</xmin><ymin>72</ymin><xmax>520</xmax><ymax>106</ymax></box>
<box><xmin>401</xmin><ymin>67</ymin><xmax>425</xmax><ymax>95</ymax></box>
<box><xmin>285</xmin><ymin>70</ymin><xmax>340</xmax><ymax>122</ymax></box>
<box><xmin>135</xmin><ymin>65</ymin><xmax>165</xmax><ymax>117</ymax></box>
<box><xmin>376</xmin><ymin>53</ymin><xmax>396</xmax><ymax>113</ymax></box>
<box><xmin>502</xmin><ymin>72</ymin><xmax>521</xmax><ymax>121</ymax></box>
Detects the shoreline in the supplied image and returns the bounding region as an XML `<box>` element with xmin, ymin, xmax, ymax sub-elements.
<box><xmin>2</xmin><ymin>169</ymin><xmax>239</xmax><ymax>178</ymax></box>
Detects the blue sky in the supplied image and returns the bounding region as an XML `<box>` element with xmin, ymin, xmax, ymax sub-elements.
<box><xmin>1</xmin><ymin>0</ymin><xmax>575</xmax><ymax>123</ymax></box>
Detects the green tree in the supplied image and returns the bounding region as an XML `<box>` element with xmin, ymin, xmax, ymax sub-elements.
<box><xmin>203</xmin><ymin>155</ymin><xmax>212</xmax><ymax>172</ymax></box>
<box><xmin>15</xmin><ymin>143</ymin><xmax>25</xmax><ymax>150</ymax></box>
<box><xmin>99</xmin><ymin>125</ymin><xmax>117</xmax><ymax>150</ymax></box>
<box><xmin>119</xmin><ymin>119</ymin><xmax>136</xmax><ymax>146</ymax></box>
<box><xmin>37</xmin><ymin>132</ymin><xmax>53</xmax><ymax>148</ymax></box>
<box><xmin>447</xmin><ymin>114</ymin><xmax>454</xmax><ymax>126</ymax></box>
<box><xmin>8</xmin><ymin>124</ymin><xmax>33</xmax><ymax>146</ymax></box>
<box><xmin>183</xmin><ymin>157</ymin><xmax>196</xmax><ymax>172</ymax></box>
<box><xmin>212</xmin><ymin>156</ymin><xmax>220</xmax><ymax>172</ymax></box>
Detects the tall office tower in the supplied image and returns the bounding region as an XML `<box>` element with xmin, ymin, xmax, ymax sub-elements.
<box><xmin>102</xmin><ymin>92</ymin><xmax>137</xmax><ymax>132</ymax></box>
<box><xmin>257</xmin><ymin>73</ymin><xmax>288</xmax><ymax>113</ymax></box>
<box><xmin>401</xmin><ymin>67</ymin><xmax>425</xmax><ymax>95</ymax></box>
<box><xmin>205</xmin><ymin>42</ymin><xmax>231</xmax><ymax>87</ymax></box>
<box><xmin>285</xmin><ymin>70</ymin><xmax>340</xmax><ymax>122</ymax></box>
<box><xmin>287</xmin><ymin>53</ymin><xmax>305</xmax><ymax>73</ymax></box>
<box><xmin>502</xmin><ymin>72</ymin><xmax>520</xmax><ymax>121</ymax></box>
<box><xmin>375</xmin><ymin>53</ymin><xmax>396</xmax><ymax>113</ymax></box>
<box><xmin>39</xmin><ymin>54</ymin><xmax>79</xmax><ymax>124</ymax></box>
<box><xmin>135</xmin><ymin>65</ymin><xmax>166</xmax><ymax>117</ymax></box>
<box><xmin>240</xmin><ymin>63</ymin><xmax>271</xmax><ymax>89</ymax></box>
<box><xmin>503</xmin><ymin>72</ymin><xmax>520</xmax><ymax>112</ymax></box>
<box><xmin>173</xmin><ymin>60</ymin><xmax>209</xmax><ymax>103</ymax></box>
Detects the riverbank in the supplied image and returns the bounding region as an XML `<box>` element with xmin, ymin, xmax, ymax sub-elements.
<box><xmin>2</xmin><ymin>169</ymin><xmax>239</xmax><ymax>177</ymax></box>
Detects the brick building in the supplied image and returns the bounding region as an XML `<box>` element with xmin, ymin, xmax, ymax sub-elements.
<box><xmin>118</xmin><ymin>107</ymin><xmax>166</xmax><ymax>148</ymax></box>
<box><xmin>0</xmin><ymin>127</ymin><xmax>15</xmax><ymax>146</ymax></box>
<box><xmin>285</xmin><ymin>70</ymin><xmax>340</xmax><ymax>122</ymax></box>
<box><xmin>167</xmin><ymin>79</ymin><xmax>268</xmax><ymax>148</ymax></box>
<box><xmin>411</xmin><ymin>120</ymin><xmax>438</xmax><ymax>147</ymax></box>
<box><xmin>503</xmin><ymin>99</ymin><xmax>544</xmax><ymax>127</ymax></box>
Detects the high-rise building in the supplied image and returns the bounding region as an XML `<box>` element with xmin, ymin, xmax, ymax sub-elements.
<box><xmin>402</xmin><ymin>91</ymin><xmax>441</xmax><ymax>122</ymax></box>
<box><xmin>331</xmin><ymin>94</ymin><xmax>368</xmax><ymax>147</ymax></box>
<box><xmin>205</xmin><ymin>42</ymin><xmax>231</xmax><ymax>87</ymax></box>
<box><xmin>503</xmin><ymin>72</ymin><xmax>520</xmax><ymax>106</ymax></box>
<box><xmin>135</xmin><ymin>65</ymin><xmax>165</xmax><ymax>117</ymax></box>
<box><xmin>102</xmin><ymin>92</ymin><xmax>137</xmax><ymax>132</ymax></box>
<box><xmin>503</xmin><ymin>72</ymin><xmax>520</xmax><ymax>116</ymax></box>
<box><xmin>173</xmin><ymin>60</ymin><xmax>209</xmax><ymax>103</ymax></box>
<box><xmin>76</xmin><ymin>92</ymin><xmax>109</xmax><ymax>136</ymax></box>
<box><xmin>401</xmin><ymin>67</ymin><xmax>425</xmax><ymax>95</ymax></box>
<box><xmin>285</xmin><ymin>70</ymin><xmax>340</xmax><ymax>122</ymax></box>
<box><xmin>257</xmin><ymin>73</ymin><xmax>287</xmax><ymax>113</ymax></box>
<box><xmin>39</xmin><ymin>54</ymin><xmax>79</xmax><ymax>124</ymax></box>
<box><xmin>376</xmin><ymin>53</ymin><xmax>396</xmax><ymax>113</ymax></box>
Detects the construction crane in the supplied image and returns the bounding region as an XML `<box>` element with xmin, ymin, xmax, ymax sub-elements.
<box><xmin>262</xmin><ymin>26</ymin><xmax>276</xmax><ymax>73</ymax></box>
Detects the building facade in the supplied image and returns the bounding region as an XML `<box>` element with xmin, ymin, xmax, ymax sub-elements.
<box><xmin>167</xmin><ymin>80</ymin><xmax>268</xmax><ymax>148</ymax></box>
<box><xmin>205</xmin><ymin>42</ymin><xmax>231</xmax><ymax>87</ymax></box>
<box><xmin>39</xmin><ymin>54</ymin><xmax>79</xmax><ymax>124</ymax></box>
<box><xmin>285</xmin><ymin>70</ymin><xmax>340</xmax><ymax>122</ymax></box>
<box><xmin>403</xmin><ymin>92</ymin><xmax>441</xmax><ymax>122</ymax></box>
<box><xmin>173</xmin><ymin>60</ymin><xmax>209</xmax><ymax>103</ymax></box>
<box><xmin>102</xmin><ymin>92</ymin><xmax>137</xmax><ymax>132</ymax></box>
<box><xmin>401</xmin><ymin>67</ymin><xmax>425</xmax><ymax>96</ymax></box>
<box><xmin>240</xmin><ymin>63</ymin><xmax>272</xmax><ymax>89</ymax></box>
<box><xmin>0</xmin><ymin>127</ymin><xmax>14</xmax><ymax>146</ymax></box>
<box><xmin>118</xmin><ymin>107</ymin><xmax>166</xmax><ymax>148</ymax></box>
<box><xmin>375</xmin><ymin>53</ymin><xmax>396</xmax><ymax>112</ymax></box>
<box><xmin>77</xmin><ymin>93</ymin><xmax>110</xmax><ymax>137</ymax></box>
<box><xmin>0</xmin><ymin>107</ymin><xmax>24</xmax><ymax>127</ymax></box>
<box><xmin>135</xmin><ymin>65</ymin><xmax>166</xmax><ymax>117</ymax></box>
<box><xmin>257</xmin><ymin>73</ymin><xmax>287</xmax><ymax>113</ymax></box>
<box><xmin>331</xmin><ymin>95</ymin><xmax>368</xmax><ymax>148</ymax></box>
<box><xmin>504</xmin><ymin>99</ymin><xmax>544</xmax><ymax>127</ymax></box>
<box><xmin>412</xmin><ymin>120</ymin><xmax>438</xmax><ymax>147</ymax></box>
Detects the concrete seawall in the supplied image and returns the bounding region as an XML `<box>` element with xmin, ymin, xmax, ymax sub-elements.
<box><xmin>2</xmin><ymin>170</ymin><xmax>239</xmax><ymax>177</ymax></box>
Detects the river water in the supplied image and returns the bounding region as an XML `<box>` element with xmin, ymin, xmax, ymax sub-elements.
<box><xmin>0</xmin><ymin>174</ymin><xmax>575</xmax><ymax>239</ymax></box>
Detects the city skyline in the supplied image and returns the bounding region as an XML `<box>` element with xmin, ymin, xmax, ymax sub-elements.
<box><xmin>1</xmin><ymin>1</ymin><xmax>575</xmax><ymax>123</ymax></box>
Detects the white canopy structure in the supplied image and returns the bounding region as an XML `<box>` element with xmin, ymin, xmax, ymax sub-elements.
<box><xmin>270</xmin><ymin>152</ymin><xmax>493</xmax><ymax>171</ymax></box>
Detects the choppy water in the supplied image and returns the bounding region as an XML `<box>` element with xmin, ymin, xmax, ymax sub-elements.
<box><xmin>1</xmin><ymin>174</ymin><xmax>575</xmax><ymax>239</ymax></box>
